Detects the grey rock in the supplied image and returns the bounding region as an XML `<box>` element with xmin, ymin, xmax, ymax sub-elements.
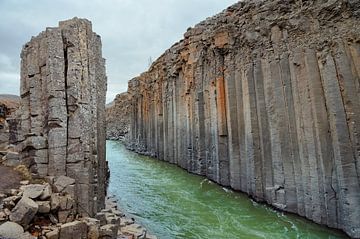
<box><xmin>21</xmin><ymin>184</ymin><xmax>46</xmax><ymax>199</ymax></box>
<box><xmin>19</xmin><ymin>17</ymin><xmax>108</xmax><ymax>217</ymax></box>
<box><xmin>53</xmin><ymin>176</ymin><xmax>75</xmax><ymax>193</ymax></box>
<box><xmin>36</xmin><ymin>201</ymin><xmax>50</xmax><ymax>213</ymax></box>
<box><xmin>59</xmin><ymin>221</ymin><xmax>87</xmax><ymax>239</ymax></box>
<box><xmin>9</xmin><ymin>196</ymin><xmax>38</xmax><ymax>227</ymax></box>
<box><xmin>45</xmin><ymin>228</ymin><xmax>59</xmax><ymax>239</ymax></box>
<box><xmin>115</xmin><ymin>1</ymin><xmax>360</xmax><ymax>237</ymax></box>
<box><xmin>99</xmin><ymin>224</ymin><xmax>118</xmax><ymax>239</ymax></box>
<box><xmin>0</xmin><ymin>221</ymin><xmax>24</xmax><ymax>239</ymax></box>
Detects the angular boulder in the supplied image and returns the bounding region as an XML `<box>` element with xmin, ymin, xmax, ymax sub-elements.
<box><xmin>59</xmin><ymin>221</ymin><xmax>87</xmax><ymax>239</ymax></box>
<box><xmin>9</xmin><ymin>196</ymin><xmax>38</xmax><ymax>227</ymax></box>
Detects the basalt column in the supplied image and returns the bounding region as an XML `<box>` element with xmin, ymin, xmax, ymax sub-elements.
<box><xmin>121</xmin><ymin>0</ymin><xmax>360</xmax><ymax>237</ymax></box>
<box><xmin>19</xmin><ymin>18</ymin><xmax>107</xmax><ymax>216</ymax></box>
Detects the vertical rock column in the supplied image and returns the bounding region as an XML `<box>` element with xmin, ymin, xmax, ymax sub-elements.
<box><xmin>19</xmin><ymin>18</ymin><xmax>107</xmax><ymax>216</ymax></box>
<box><xmin>119</xmin><ymin>0</ymin><xmax>360</xmax><ymax>237</ymax></box>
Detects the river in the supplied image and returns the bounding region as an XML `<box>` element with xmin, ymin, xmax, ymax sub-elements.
<box><xmin>106</xmin><ymin>140</ymin><xmax>347</xmax><ymax>239</ymax></box>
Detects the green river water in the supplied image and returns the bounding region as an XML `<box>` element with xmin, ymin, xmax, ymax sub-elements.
<box><xmin>106</xmin><ymin>140</ymin><xmax>347</xmax><ymax>239</ymax></box>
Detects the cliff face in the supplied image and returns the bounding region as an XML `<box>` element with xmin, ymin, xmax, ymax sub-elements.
<box><xmin>18</xmin><ymin>18</ymin><xmax>107</xmax><ymax>216</ymax></box>
<box><xmin>106</xmin><ymin>92</ymin><xmax>130</xmax><ymax>140</ymax></box>
<box><xmin>0</xmin><ymin>95</ymin><xmax>20</xmax><ymax>150</ymax></box>
<box><xmin>119</xmin><ymin>0</ymin><xmax>360</xmax><ymax>237</ymax></box>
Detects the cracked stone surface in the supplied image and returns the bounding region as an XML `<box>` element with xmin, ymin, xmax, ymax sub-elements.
<box><xmin>19</xmin><ymin>17</ymin><xmax>107</xmax><ymax>217</ymax></box>
<box><xmin>112</xmin><ymin>0</ymin><xmax>360</xmax><ymax>237</ymax></box>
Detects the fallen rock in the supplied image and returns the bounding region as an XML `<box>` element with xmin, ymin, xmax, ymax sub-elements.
<box><xmin>95</xmin><ymin>212</ymin><xmax>107</xmax><ymax>226</ymax></box>
<box><xmin>84</xmin><ymin>217</ymin><xmax>100</xmax><ymax>239</ymax></box>
<box><xmin>0</xmin><ymin>221</ymin><xmax>24</xmax><ymax>239</ymax></box>
<box><xmin>105</xmin><ymin>213</ymin><xmax>120</xmax><ymax>225</ymax></box>
<box><xmin>36</xmin><ymin>201</ymin><xmax>50</xmax><ymax>213</ymax></box>
<box><xmin>50</xmin><ymin>193</ymin><xmax>61</xmax><ymax>210</ymax></box>
<box><xmin>9</xmin><ymin>196</ymin><xmax>38</xmax><ymax>227</ymax></box>
<box><xmin>99</xmin><ymin>224</ymin><xmax>118</xmax><ymax>239</ymax></box>
<box><xmin>0</xmin><ymin>211</ymin><xmax>7</xmax><ymax>221</ymax></box>
<box><xmin>2</xmin><ymin>195</ymin><xmax>21</xmax><ymax>208</ymax></box>
<box><xmin>45</xmin><ymin>227</ymin><xmax>59</xmax><ymax>239</ymax></box>
<box><xmin>20</xmin><ymin>180</ymin><xmax>30</xmax><ymax>185</ymax></box>
<box><xmin>2</xmin><ymin>151</ymin><xmax>20</xmax><ymax>167</ymax></box>
<box><xmin>54</xmin><ymin>176</ymin><xmax>75</xmax><ymax>193</ymax></box>
<box><xmin>121</xmin><ymin>224</ymin><xmax>146</xmax><ymax>238</ymax></box>
<box><xmin>21</xmin><ymin>184</ymin><xmax>46</xmax><ymax>199</ymax></box>
<box><xmin>39</xmin><ymin>183</ymin><xmax>52</xmax><ymax>200</ymax></box>
<box><xmin>59</xmin><ymin>221</ymin><xmax>87</xmax><ymax>239</ymax></box>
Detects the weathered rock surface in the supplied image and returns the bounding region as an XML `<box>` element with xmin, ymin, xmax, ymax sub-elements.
<box><xmin>0</xmin><ymin>95</ymin><xmax>20</xmax><ymax>151</ymax></box>
<box><xmin>0</xmin><ymin>221</ymin><xmax>33</xmax><ymax>239</ymax></box>
<box><xmin>106</xmin><ymin>92</ymin><xmax>130</xmax><ymax>140</ymax></box>
<box><xmin>18</xmin><ymin>17</ymin><xmax>107</xmax><ymax>217</ymax></box>
<box><xmin>9</xmin><ymin>196</ymin><xmax>38</xmax><ymax>227</ymax></box>
<box><xmin>113</xmin><ymin>0</ymin><xmax>360</xmax><ymax>237</ymax></box>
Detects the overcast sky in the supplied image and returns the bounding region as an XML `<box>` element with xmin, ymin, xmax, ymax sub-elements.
<box><xmin>0</xmin><ymin>0</ymin><xmax>238</xmax><ymax>103</ymax></box>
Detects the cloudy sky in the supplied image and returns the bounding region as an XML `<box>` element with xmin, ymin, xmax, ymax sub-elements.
<box><xmin>0</xmin><ymin>0</ymin><xmax>238</xmax><ymax>103</ymax></box>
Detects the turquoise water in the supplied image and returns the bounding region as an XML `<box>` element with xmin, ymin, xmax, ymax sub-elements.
<box><xmin>106</xmin><ymin>140</ymin><xmax>347</xmax><ymax>239</ymax></box>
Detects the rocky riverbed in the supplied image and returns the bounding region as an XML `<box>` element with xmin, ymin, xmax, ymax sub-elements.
<box><xmin>0</xmin><ymin>167</ymin><xmax>157</xmax><ymax>239</ymax></box>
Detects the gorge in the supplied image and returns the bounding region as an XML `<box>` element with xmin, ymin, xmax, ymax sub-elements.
<box><xmin>107</xmin><ymin>0</ymin><xmax>360</xmax><ymax>238</ymax></box>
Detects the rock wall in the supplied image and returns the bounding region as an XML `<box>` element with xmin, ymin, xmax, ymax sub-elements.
<box><xmin>0</xmin><ymin>95</ymin><xmax>20</xmax><ymax>150</ymax></box>
<box><xmin>106</xmin><ymin>92</ymin><xmax>130</xmax><ymax>140</ymax></box>
<box><xmin>121</xmin><ymin>0</ymin><xmax>360</xmax><ymax>237</ymax></box>
<box><xmin>18</xmin><ymin>18</ymin><xmax>107</xmax><ymax>217</ymax></box>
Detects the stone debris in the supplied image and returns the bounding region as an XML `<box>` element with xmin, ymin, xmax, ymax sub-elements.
<box><xmin>109</xmin><ymin>0</ymin><xmax>360</xmax><ymax>237</ymax></box>
<box><xmin>21</xmin><ymin>184</ymin><xmax>47</xmax><ymax>199</ymax></box>
<box><xmin>0</xmin><ymin>221</ymin><xmax>33</xmax><ymax>239</ymax></box>
<box><xmin>0</xmin><ymin>180</ymin><xmax>157</xmax><ymax>239</ymax></box>
<box><xmin>9</xmin><ymin>196</ymin><xmax>38</xmax><ymax>227</ymax></box>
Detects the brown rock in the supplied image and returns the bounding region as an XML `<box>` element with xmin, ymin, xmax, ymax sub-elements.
<box><xmin>113</xmin><ymin>1</ymin><xmax>360</xmax><ymax>238</ymax></box>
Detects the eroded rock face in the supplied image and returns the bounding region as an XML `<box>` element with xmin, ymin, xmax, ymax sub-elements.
<box><xmin>119</xmin><ymin>0</ymin><xmax>360</xmax><ymax>237</ymax></box>
<box><xmin>0</xmin><ymin>95</ymin><xmax>20</xmax><ymax>150</ymax></box>
<box><xmin>19</xmin><ymin>18</ymin><xmax>107</xmax><ymax>217</ymax></box>
<box><xmin>106</xmin><ymin>92</ymin><xmax>130</xmax><ymax>140</ymax></box>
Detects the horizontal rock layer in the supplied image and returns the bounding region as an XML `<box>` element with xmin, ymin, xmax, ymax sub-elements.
<box><xmin>118</xmin><ymin>0</ymin><xmax>360</xmax><ymax>237</ymax></box>
<box><xmin>19</xmin><ymin>18</ymin><xmax>107</xmax><ymax>216</ymax></box>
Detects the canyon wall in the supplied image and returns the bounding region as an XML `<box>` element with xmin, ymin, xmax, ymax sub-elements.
<box><xmin>119</xmin><ymin>0</ymin><xmax>360</xmax><ymax>237</ymax></box>
<box><xmin>106</xmin><ymin>92</ymin><xmax>130</xmax><ymax>140</ymax></box>
<box><xmin>18</xmin><ymin>18</ymin><xmax>107</xmax><ymax>217</ymax></box>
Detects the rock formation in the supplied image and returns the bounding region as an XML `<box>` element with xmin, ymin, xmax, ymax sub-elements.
<box><xmin>106</xmin><ymin>92</ymin><xmax>130</xmax><ymax>140</ymax></box>
<box><xmin>0</xmin><ymin>95</ymin><xmax>20</xmax><ymax>150</ymax></box>
<box><xmin>115</xmin><ymin>0</ymin><xmax>360</xmax><ymax>237</ymax></box>
<box><xmin>18</xmin><ymin>18</ymin><xmax>107</xmax><ymax>217</ymax></box>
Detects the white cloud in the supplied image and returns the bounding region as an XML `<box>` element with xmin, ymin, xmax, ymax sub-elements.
<box><xmin>0</xmin><ymin>0</ymin><xmax>238</xmax><ymax>102</ymax></box>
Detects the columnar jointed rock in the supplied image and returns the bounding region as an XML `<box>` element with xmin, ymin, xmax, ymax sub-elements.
<box><xmin>106</xmin><ymin>92</ymin><xmax>130</xmax><ymax>140</ymax></box>
<box><xmin>119</xmin><ymin>0</ymin><xmax>360</xmax><ymax>237</ymax></box>
<box><xmin>19</xmin><ymin>18</ymin><xmax>107</xmax><ymax>216</ymax></box>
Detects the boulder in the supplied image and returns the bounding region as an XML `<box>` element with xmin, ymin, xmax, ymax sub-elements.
<box><xmin>0</xmin><ymin>221</ymin><xmax>24</xmax><ymax>238</ymax></box>
<box><xmin>2</xmin><ymin>151</ymin><xmax>20</xmax><ymax>167</ymax></box>
<box><xmin>122</xmin><ymin>224</ymin><xmax>146</xmax><ymax>238</ymax></box>
<box><xmin>84</xmin><ymin>217</ymin><xmax>100</xmax><ymax>239</ymax></box>
<box><xmin>54</xmin><ymin>176</ymin><xmax>75</xmax><ymax>193</ymax></box>
<box><xmin>36</xmin><ymin>201</ymin><xmax>50</xmax><ymax>213</ymax></box>
<box><xmin>95</xmin><ymin>212</ymin><xmax>107</xmax><ymax>226</ymax></box>
<box><xmin>39</xmin><ymin>183</ymin><xmax>52</xmax><ymax>200</ymax></box>
<box><xmin>21</xmin><ymin>184</ymin><xmax>46</xmax><ymax>199</ymax></box>
<box><xmin>59</xmin><ymin>221</ymin><xmax>87</xmax><ymax>239</ymax></box>
<box><xmin>99</xmin><ymin>224</ymin><xmax>118</xmax><ymax>239</ymax></box>
<box><xmin>46</xmin><ymin>228</ymin><xmax>59</xmax><ymax>239</ymax></box>
<box><xmin>9</xmin><ymin>196</ymin><xmax>38</xmax><ymax>227</ymax></box>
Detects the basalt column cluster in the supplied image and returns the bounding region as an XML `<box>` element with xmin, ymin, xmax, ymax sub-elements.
<box><xmin>122</xmin><ymin>0</ymin><xmax>360</xmax><ymax>237</ymax></box>
<box><xmin>19</xmin><ymin>18</ymin><xmax>107</xmax><ymax>216</ymax></box>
